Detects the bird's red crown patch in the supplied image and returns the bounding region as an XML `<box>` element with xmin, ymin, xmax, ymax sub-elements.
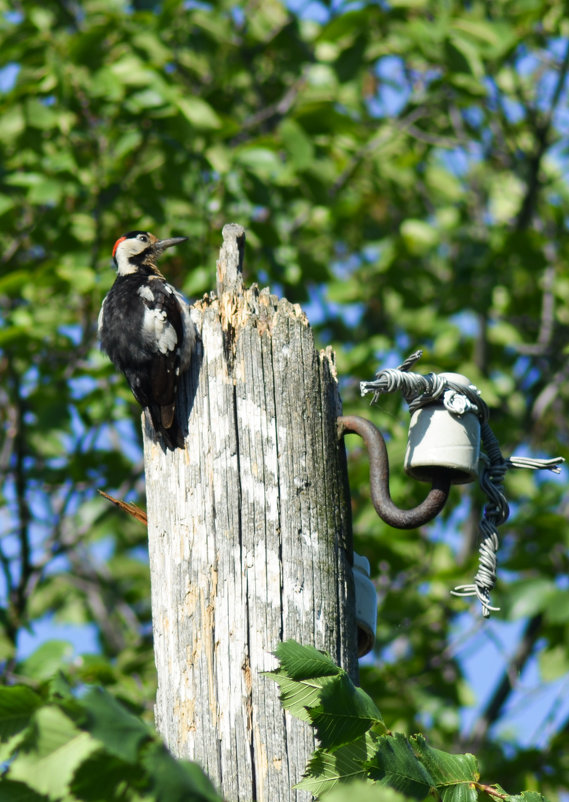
<box><xmin>112</xmin><ymin>236</ymin><xmax>127</xmax><ymax>258</ymax></box>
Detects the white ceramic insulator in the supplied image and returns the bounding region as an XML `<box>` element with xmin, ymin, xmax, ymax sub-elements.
<box><xmin>404</xmin><ymin>372</ymin><xmax>480</xmax><ymax>485</ymax></box>
<box><xmin>353</xmin><ymin>552</ymin><xmax>377</xmax><ymax>657</ymax></box>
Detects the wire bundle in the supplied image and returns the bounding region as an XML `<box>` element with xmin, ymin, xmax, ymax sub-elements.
<box><xmin>361</xmin><ymin>351</ymin><xmax>564</xmax><ymax>617</ymax></box>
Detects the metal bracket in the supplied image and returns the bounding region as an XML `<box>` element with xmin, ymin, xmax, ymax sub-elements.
<box><xmin>338</xmin><ymin>414</ymin><xmax>451</xmax><ymax>529</ymax></box>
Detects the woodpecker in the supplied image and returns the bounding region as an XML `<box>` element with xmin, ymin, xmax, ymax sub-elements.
<box><xmin>98</xmin><ymin>231</ymin><xmax>196</xmax><ymax>449</ymax></box>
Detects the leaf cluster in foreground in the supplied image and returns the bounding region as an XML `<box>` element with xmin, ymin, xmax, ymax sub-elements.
<box><xmin>0</xmin><ymin>641</ymin><xmax>554</xmax><ymax>801</ymax></box>
<box><xmin>267</xmin><ymin>641</ymin><xmax>550</xmax><ymax>802</ymax></box>
<box><xmin>0</xmin><ymin>679</ymin><xmax>222</xmax><ymax>802</ymax></box>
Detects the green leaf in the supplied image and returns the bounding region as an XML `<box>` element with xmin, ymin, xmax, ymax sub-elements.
<box><xmin>410</xmin><ymin>735</ymin><xmax>479</xmax><ymax>802</ymax></box>
<box><xmin>0</xmin><ymin>686</ymin><xmax>43</xmax><ymax>740</ymax></box>
<box><xmin>270</xmin><ymin>670</ymin><xmax>342</xmax><ymax>723</ymax></box>
<box><xmin>0</xmin><ymin>729</ymin><xmax>30</xmax><ymax>767</ymax></box>
<box><xmin>235</xmin><ymin>146</ymin><xmax>283</xmax><ymax>177</ymax></box>
<box><xmin>507</xmin><ymin>579</ymin><xmax>556</xmax><ymax>619</ymax></box>
<box><xmin>273</xmin><ymin>640</ymin><xmax>342</xmax><ymax>680</ymax></box>
<box><xmin>538</xmin><ymin>644</ymin><xmax>569</xmax><ymax>682</ymax></box>
<box><xmin>267</xmin><ymin>642</ymin><xmax>347</xmax><ymax>722</ymax></box>
<box><xmin>69</xmin><ymin>748</ymin><xmax>146</xmax><ymax>802</ymax></box>
<box><xmin>205</xmin><ymin>144</ymin><xmax>232</xmax><ymax>173</ymax></box>
<box><xmin>29</xmin><ymin>8</ymin><xmax>54</xmax><ymax>31</ymax></box>
<box><xmin>425</xmin><ymin>166</ymin><xmax>463</xmax><ymax>203</ymax></box>
<box><xmin>4</xmin><ymin>173</ymin><xmax>44</xmax><ymax>187</ymax></box>
<box><xmin>489</xmin><ymin>173</ymin><xmax>525</xmax><ymax>222</ymax></box>
<box><xmin>308</xmin><ymin>675</ymin><xmax>387</xmax><ymax>748</ymax></box>
<box><xmin>368</xmin><ymin>734</ymin><xmax>434</xmax><ymax>799</ymax></box>
<box><xmin>25</xmin><ymin>98</ymin><xmax>57</xmax><ymax>130</ymax></box>
<box><xmin>109</xmin><ymin>55</ymin><xmax>153</xmax><ymax>87</ymax></box>
<box><xmin>451</xmin><ymin>19</ymin><xmax>515</xmax><ymax>58</ymax></box>
<box><xmin>175</xmin><ymin>96</ymin><xmax>221</xmax><ymax>129</ymax></box>
<box><xmin>0</xmin><ymin>194</ymin><xmax>14</xmax><ymax>215</ymax></box>
<box><xmin>131</xmin><ymin>31</ymin><xmax>171</xmax><ymax>65</ymax></box>
<box><xmin>388</xmin><ymin>0</ymin><xmax>428</xmax><ymax>7</ymax></box>
<box><xmin>445</xmin><ymin>35</ymin><xmax>484</xmax><ymax>77</ymax></box>
<box><xmin>296</xmin><ymin>731</ymin><xmax>380</xmax><ymax>796</ymax></box>
<box><xmin>400</xmin><ymin>220</ymin><xmax>439</xmax><ymax>255</ymax></box>
<box><xmin>57</xmin><ymin>263</ymin><xmax>96</xmax><ymax>293</ymax></box>
<box><xmin>70</xmin><ymin>213</ymin><xmax>97</xmax><ymax>243</ymax></box>
<box><xmin>141</xmin><ymin>741</ymin><xmax>223</xmax><ymax>802</ymax></box>
<box><xmin>7</xmin><ymin>706</ymin><xmax>99</xmax><ymax>798</ymax></box>
<box><xmin>81</xmin><ymin>687</ymin><xmax>150</xmax><ymax>763</ymax></box>
<box><xmin>20</xmin><ymin>640</ymin><xmax>73</xmax><ymax>682</ymax></box>
<box><xmin>246</xmin><ymin>0</ymin><xmax>288</xmax><ymax>41</ymax></box>
<box><xmin>0</xmin><ymin>324</ymin><xmax>29</xmax><ymax>345</ymax></box>
<box><xmin>0</xmin><ymin>105</ymin><xmax>25</xmax><ymax>142</ymax></box>
<box><xmin>0</xmin><ymin>780</ymin><xmax>50</xmax><ymax>801</ymax></box>
<box><xmin>544</xmin><ymin>588</ymin><xmax>569</xmax><ymax>624</ymax></box>
<box><xmin>280</xmin><ymin>118</ymin><xmax>315</xmax><ymax>169</ymax></box>
<box><xmin>321</xmin><ymin>783</ymin><xmax>410</xmax><ymax>802</ymax></box>
<box><xmin>112</xmin><ymin>129</ymin><xmax>143</xmax><ymax>160</ymax></box>
<box><xmin>126</xmin><ymin>88</ymin><xmax>170</xmax><ymax>112</ymax></box>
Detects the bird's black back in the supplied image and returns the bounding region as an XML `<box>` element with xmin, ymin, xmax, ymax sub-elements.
<box><xmin>99</xmin><ymin>272</ymin><xmax>187</xmax><ymax>447</ymax></box>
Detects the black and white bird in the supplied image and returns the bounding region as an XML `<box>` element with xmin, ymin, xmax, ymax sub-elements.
<box><xmin>98</xmin><ymin>231</ymin><xmax>196</xmax><ymax>449</ymax></box>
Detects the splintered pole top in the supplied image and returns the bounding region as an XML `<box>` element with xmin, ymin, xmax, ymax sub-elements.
<box><xmin>216</xmin><ymin>223</ymin><xmax>245</xmax><ymax>296</ymax></box>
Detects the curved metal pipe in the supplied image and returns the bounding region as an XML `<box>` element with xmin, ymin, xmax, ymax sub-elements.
<box><xmin>338</xmin><ymin>414</ymin><xmax>451</xmax><ymax>530</ymax></box>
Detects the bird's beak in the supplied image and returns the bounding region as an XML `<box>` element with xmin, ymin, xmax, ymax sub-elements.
<box><xmin>155</xmin><ymin>236</ymin><xmax>188</xmax><ymax>252</ymax></box>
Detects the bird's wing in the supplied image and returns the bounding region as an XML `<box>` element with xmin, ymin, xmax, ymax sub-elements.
<box><xmin>138</xmin><ymin>279</ymin><xmax>185</xmax><ymax>428</ymax></box>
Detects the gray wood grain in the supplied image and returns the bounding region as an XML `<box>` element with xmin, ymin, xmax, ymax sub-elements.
<box><xmin>143</xmin><ymin>226</ymin><xmax>357</xmax><ymax>801</ymax></box>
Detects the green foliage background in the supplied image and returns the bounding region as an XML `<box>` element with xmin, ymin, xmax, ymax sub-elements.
<box><xmin>1</xmin><ymin>0</ymin><xmax>568</xmax><ymax>798</ymax></box>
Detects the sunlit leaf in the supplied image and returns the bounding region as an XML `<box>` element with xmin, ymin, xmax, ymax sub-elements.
<box><xmin>175</xmin><ymin>96</ymin><xmax>221</xmax><ymax>129</ymax></box>
<box><xmin>400</xmin><ymin>220</ymin><xmax>439</xmax><ymax>254</ymax></box>
<box><xmin>7</xmin><ymin>707</ymin><xmax>99</xmax><ymax>798</ymax></box>
<box><xmin>321</xmin><ymin>783</ymin><xmax>409</xmax><ymax>802</ymax></box>
<box><xmin>20</xmin><ymin>641</ymin><xmax>73</xmax><ymax>682</ymax></box>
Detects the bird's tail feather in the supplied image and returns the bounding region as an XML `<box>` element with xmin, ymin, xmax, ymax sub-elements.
<box><xmin>146</xmin><ymin>406</ymin><xmax>184</xmax><ymax>450</ymax></box>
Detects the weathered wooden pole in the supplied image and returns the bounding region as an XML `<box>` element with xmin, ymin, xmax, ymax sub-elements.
<box><xmin>143</xmin><ymin>224</ymin><xmax>358</xmax><ymax>801</ymax></box>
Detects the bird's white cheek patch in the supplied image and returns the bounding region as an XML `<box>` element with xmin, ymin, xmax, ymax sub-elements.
<box><xmin>141</xmin><ymin>307</ymin><xmax>178</xmax><ymax>354</ymax></box>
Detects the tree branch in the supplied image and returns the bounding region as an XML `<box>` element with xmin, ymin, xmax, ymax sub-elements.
<box><xmin>463</xmin><ymin>613</ymin><xmax>543</xmax><ymax>750</ymax></box>
<box><xmin>514</xmin><ymin>263</ymin><xmax>556</xmax><ymax>355</ymax></box>
<box><xmin>329</xmin><ymin>106</ymin><xmax>432</xmax><ymax>198</ymax></box>
<box><xmin>236</xmin><ymin>75</ymin><xmax>307</xmax><ymax>137</ymax></box>
<box><xmin>516</xmin><ymin>39</ymin><xmax>569</xmax><ymax>230</ymax></box>
<box><xmin>9</xmin><ymin>366</ymin><xmax>32</xmax><ymax>636</ymax></box>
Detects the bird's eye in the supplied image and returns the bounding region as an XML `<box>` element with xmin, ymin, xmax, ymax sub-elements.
<box><xmin>138</xmin><ymin>234</ymin><xmax>148</xmax><ymax>242</ymax></box>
